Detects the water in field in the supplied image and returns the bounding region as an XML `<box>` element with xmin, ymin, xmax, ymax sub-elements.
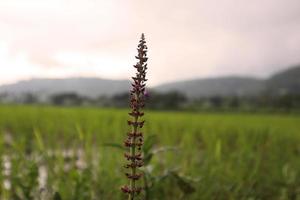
<box><xmin>0</xmin><ymin>105</ymin><xmax>299</xmax><ymax>199</ymax></box>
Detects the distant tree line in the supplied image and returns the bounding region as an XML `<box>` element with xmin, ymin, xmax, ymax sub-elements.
<box><xmin>0</xmin><ymin>91</ymin><xmax>300</xmax><ymax>112</ymax></box>
<box><xmin>109</xmin><ymin>91</ymin><xmax>187</xmax><ymax>110</ymax></box>
<box><xmin>187</xmin><ymin>94</ymin><xmax>300</xmax><ymax>112</ymax></box>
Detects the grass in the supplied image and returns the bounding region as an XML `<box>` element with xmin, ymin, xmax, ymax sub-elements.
<box><xmin>0</xmin><ymin>105</ymin><xmax>299</xmax><ymax>199</ymax></box>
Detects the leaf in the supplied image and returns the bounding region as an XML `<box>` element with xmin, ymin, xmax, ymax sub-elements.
<box><xmin>53</xmin><ymin>192</ymin><xmax>62</xmax><ymax>200</ymax></box>
<box><xmin>34</xmin><ymin>128</ymin><xmax>45</xmax><ymax>152</ymax></box>
<box><xmin>143</xmin><ymin>153</ymin><xmax>153</xmax><ymax>166</ymax></box>
<box><xmin>102</xmin><ymin>143</ymin><xmax>126</xmax><ymax>150</ymax></box>
<box><xmin>152</xmin><ymin>146</ymin><xmax>178</xmax><ymax>155</ymax></box>
<box><xmin>215</xmin><ymin>139</ymin><xmax>222</xmax><ymax>161</ymax></box>
<box><xmin>75</xmin><ymin>124</ymin><xmax>84</xmax><ymax>141</ymax></box>
<box><xmin>143</xmin><ymin>135</ymin><xmax>157</xmax><ymax>155</ymax></box>
<box><xmin>144</xmin><ymin>146</ymin><xmax>178</xmax><ymax>166</ymax></box>
<box><xmin>171</xmin><ymin>172</ymin><xmax>196</xmax><ymax>195</ymax></box>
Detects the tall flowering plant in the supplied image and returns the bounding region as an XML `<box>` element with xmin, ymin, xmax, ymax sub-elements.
<box><xmin>121</xmin><ymin>33</ymin><xmax>148</xmax><ymax>200</ymax></box>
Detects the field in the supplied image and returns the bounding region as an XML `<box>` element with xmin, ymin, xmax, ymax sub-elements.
<box><xmin>0</xmin><ymin>105</ymin><xmax>299</xmax><ymax>200</ymax></box>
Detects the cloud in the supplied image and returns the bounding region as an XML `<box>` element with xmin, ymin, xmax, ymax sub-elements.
<box><xmin>0</xmin><ymin>0</ymin><xmax>300</xmax><ymax>86</ymax></box>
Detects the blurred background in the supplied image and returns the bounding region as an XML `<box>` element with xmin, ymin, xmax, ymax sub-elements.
<box><xmin>0</xmin><ymin>0</ymin><xmax>299</xmax><ymax>111</ymax></box>
<box><xmin>0</xmin><ymin>1</ymin><xmax>300</xmax><ymax>200</ymax></box>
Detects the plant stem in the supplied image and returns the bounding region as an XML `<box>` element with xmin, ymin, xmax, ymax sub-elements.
<box><xmin>129</xmin><ymin>114</ymin><xmax>138</xmax><ymax>200</ymax></box>
<box><xmin>122</xmin><ymin>33</ymin><xmax>147</xmax><ymax>200</ymax></box>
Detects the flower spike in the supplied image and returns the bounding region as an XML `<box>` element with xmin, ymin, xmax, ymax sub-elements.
<box><xmin>122</xmin><ymin>33</ymin><xmax>148</xmax><ymax>200</ymax></box>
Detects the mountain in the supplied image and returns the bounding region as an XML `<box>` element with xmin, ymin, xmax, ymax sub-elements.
<box><xmin>155</xmin><ymin>65</ymin><xmax>300</xmax><ymax>98</ymax></box>
<box><xmin>265</xmin><ymin>65</ymin><xmax>300</xmax><ymax>95</ymax></box>
<box><xmin>154</xmin><ymin>77</ymin><xmax>265</xmax><ymax>98</ymax></box>
<box><xmin>0</xmin><ymin>78</ymin><xmax>130</xmax><ymax>98</ymax></box>
<box><xmin>0</xmin><ymin>65</ymin><xmax>299</xmax><ymax>100</ymax></box>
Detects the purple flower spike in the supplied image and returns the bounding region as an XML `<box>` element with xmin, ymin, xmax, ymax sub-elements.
<box><xmin>122</xmin><ymin>33</ymin><xmax>148</xmax><ymax>200</ymax></box>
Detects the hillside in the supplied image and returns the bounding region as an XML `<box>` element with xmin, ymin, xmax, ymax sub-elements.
<box><xmin>265</xmin><ymin>65</ymin><xmax>300</xmax><ymax>95</ymax></box>
<box><xmin>155</xmin><ymin>65</ymin><xmax>300</xmax><ymax>98</ymax></box>
<box><xmin>154</xmin><ymin>77</ymin><xmax>265</xmax><ymax>98</ymax></box>
<box><xmin>0</xmin><ymin>78</ymin><xmax>130</xmax><ymax>98</ymax></box>
<box><xmin>0</xmin><ymin>65</ymin><xmax>299</xmax><ymax>99</ymax></box>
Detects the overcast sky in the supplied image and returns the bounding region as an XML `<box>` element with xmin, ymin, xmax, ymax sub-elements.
<box><xmin>0</xmin><ymin>0</ymin><xmax>299</xmax><ymax>86</ymax></box>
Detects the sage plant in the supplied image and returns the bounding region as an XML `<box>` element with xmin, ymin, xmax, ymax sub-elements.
<box><xmin>121</xmin><ymin>33</ymin><xmax>148</xmax><ymax>200</ymax></box>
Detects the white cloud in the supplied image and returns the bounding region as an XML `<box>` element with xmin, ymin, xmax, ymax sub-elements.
<box><xmin>0</xmin><ymin>0</ymin><xmax>299</xmax><ymax>86</ymax></box>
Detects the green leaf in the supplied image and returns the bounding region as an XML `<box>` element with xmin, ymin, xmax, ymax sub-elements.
<box><xmin>152</xmin><ymin>146</ymin><xmax>178</xmax><ymax>155</ymax></box>
<box><xmin>215</xmin><ymin>139</ymin><xmax>222</xmax><ymax>161</ymax></box>
<box><xmin>53</xmin><ymin>192</ymin><xmax>62</xmax><ymax>200</ymax></box>
<box><xmin>171</xmin><ymin>172</ymin><xmax>196</xmax><ymax>195</ymax></box>
<box><xmin>143</xmin><ymin>135</ymin><xmax>157</xmax><ymax>155</ymax></box>
<box><xmin>75</xmin><ymin>124</ymin><xmax>84</xmax><ymax>141</ymax></box>
<box><xmin>34</xmin><ymin>128</ymin><xmax>45</xmax><ymax>152</ymax></box>
<box><xmin>143</xmin><ymin>153</ymin><xmax>153</xmax><ymax>166</ymax></box>
<box><xmin>103</xmin><ymin>143</ymin><xmax>126</xmax><ymax>150</ymax></box>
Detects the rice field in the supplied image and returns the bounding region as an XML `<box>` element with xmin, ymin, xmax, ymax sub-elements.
<box><xmin>0</xmin><ymin>105</ymin><xmax>299</xmax><ymax>199</ymax></box>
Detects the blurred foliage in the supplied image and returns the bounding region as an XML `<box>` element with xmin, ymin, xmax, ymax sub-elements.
<box><xmin>0</xmin><ymin>105</ymin><xmax>299</xmax><ymax>199</ymax></box>
<box><xmin>105</xmin><ymin>134</ymin><xmax>197</xmax><ymax>199</ymax></box>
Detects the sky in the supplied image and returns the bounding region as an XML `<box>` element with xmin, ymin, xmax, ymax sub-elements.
<box><xmin>0</xmin><ymin>0</ymin><xmax>299</xmax><ymax>86</ymax></box>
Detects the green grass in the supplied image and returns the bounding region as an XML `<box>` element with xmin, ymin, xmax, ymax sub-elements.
<box><xmin>0</xmin><ymin>105</ymin><xmax>299</xmax><ymax>199</ymax></box>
